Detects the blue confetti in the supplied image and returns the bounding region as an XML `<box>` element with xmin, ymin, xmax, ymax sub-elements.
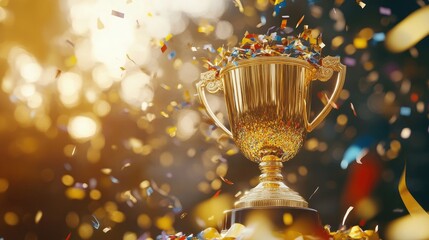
<box><xmin>373</xmin><ymin>32</ymin><xmax>385</xmax><ymax>42</ymax></box>
<box><xmin>91</xmin><ymin>215</ymin><xmax>100</xmax><ymax>229</ymax></box>
<box><xmin>168</xmin><ymin>51</ymin><xmax>176</xmax><ymax>60</ymax></box>
<box><xmin>400</xmin><ymin>106</ymin><xmax>411</xmax><ymax>116</ymax></box>
<box><xmin>146</xmin><ymin>187</ymin><xmax>154</xmax><ymax>196</ymax></box>
<box><xmin>110</xmin><ymin>176</ymin><xmax>119</xmax><ymax>183</ymax></box>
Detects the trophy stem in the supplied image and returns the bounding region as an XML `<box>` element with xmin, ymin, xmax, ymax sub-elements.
<box><xmin>234</xmin><ymin>155</ymin><xmax>308</xmax><ymax>208</ymax></box>
<box><xmin>259</xmin><ymin>155</ymin><xmax>284</xmax><ymax>183</ymax></box>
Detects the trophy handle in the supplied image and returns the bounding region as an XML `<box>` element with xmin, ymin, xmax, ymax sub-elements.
<box><xmin>196</xmin><ymin>70</ymin><xmax>233</xmax><ymax>138</ymax></box>
<box><xmin>304</xmin><ymin>56</ymin><xmax>347</xmax><ymax>132</ymax></box>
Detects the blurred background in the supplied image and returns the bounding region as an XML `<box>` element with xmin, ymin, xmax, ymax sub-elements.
<box><xmin>0</xmin><ymin>0</ymin><xmax>428</xmax><ymax>239</ymax></box>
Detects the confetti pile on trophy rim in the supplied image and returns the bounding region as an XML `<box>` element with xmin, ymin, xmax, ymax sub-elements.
<box><xmin>203</xmin><ymin>23</ymin><xmax>325</xmax><ymax>75</ymax></box>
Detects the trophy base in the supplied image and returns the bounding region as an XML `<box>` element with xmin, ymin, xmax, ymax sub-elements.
<box><xmin>223</xmin><ymin>206</ymin><xmax>328</xmax><ymax>238</ymax></box>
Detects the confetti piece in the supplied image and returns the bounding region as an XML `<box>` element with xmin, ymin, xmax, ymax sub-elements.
<box><xmin>235</xmin><ymin>191</ymin><xmax>242</xmax><ymax>197</ymax></box>
<box><xmin>353</xmin><ymin>37</ymin><xmax>367</xmax><ymax>49</ymax></box>
<box><xmin>372</xmin><ymin>32</ymin><xmax>385</xmax><ymax>42</ymax></box>
<box><xmin>160</xmin><ymin>111</ymin><xmax>169</xmax><ymax>118</ymax></box>
<box><xmin>126</xmin><ymin>54</ymin><xmax>137</xmax><ymax>65</ymax></box>
<box><xmin>379</xmin><ymin>6</ymin><xmax>391</xmax><ymax>15</ymax></box>
<box><xmin>97</xmin><ymin>18</ymin><xmax>104</xmax><ymax>29</ymax></box>
<box><xmin>322</xmin><ymin>92</ymin><xmax>339</xmax><ymax>109</ymax></box>
<box><xmin>103</xmin><ymin>227</ymin><xmax>111</xmax><ymax>233</ymax></box>
<box><xmin>121</xmin><ymin>162</ymin><xmax>131</xmax><ymax>170</ymax></box>
<box><xmin>385</xmin><ymin>6</ymin><xmax>429</xmax><ymax>52</ymax></box>
<box><xmin>66</xmin><ymin>233</ymin><xmax>72</xmax><ymax>240</ymax></box>
<box><xmin>400</xmin><ymin>106</ymin><xmax>411</xmax><ymax>116</ymax></box>
<box><xmin>309</xmin><ymin>186</ymin><xmax>319</xmax><ymax>200</ymax></box>
<box><xmin>220</xmin><ymin>176</ymin><xmax>234</xmax><ymax>185</ymax></box>
<box><xmin>146</xmin><ymin>187</ymin><xmax>154</xmax><ymax>196</ymax></box>
<box><xmin>342</xmin><ymin>206</ymin><xmax>354</xmax><ymax>226</ymax></box>
<box><xmin>356</xmin><ymin>148</ymin><xmax>368</xmax><ymax>164</ymax></box>
<box><xmin>256</xmin><ymin>15</ymin><xmax>266</xmax><ymax>28</ymax></box>
<box><xmin>399</xmin><ymin>165</ymin><xmax>428</xmax><ymax>216</ymax></box>
<box><xmin>160</xmin><ymin>43</ymin><xmax>168</xmax><ymax>53</ymax></box>
<box><xmin>357</xmin><ymin>1</ymin><xmax>366</xmax><ymax>9</ymax></box>
<box><xmin>110</xmin><ymin>176</ymin><xmax>119</xmax><ymax>183</ymax></box>
<box><xmin>343</xmin><ymin>57</ymin><xmax>356</xmax><ymax>66</ymax></box>
<box><xmin>233</xmin><ymin>0</ymin><xmax>244</xmax><ymax>13</ymax></box>
<box><xmin>165</xmin><ymin>33</ymin><xmax>173</xmax><ymax>42</ymax></box>
<box><xmin>101</xmin><ymin>168</ymin><xmax>112</xmax><ymax>174</ymax></box>
<box><xmin>71</xmin><ymin>146</ymin><xmax>76</xmax><ymax>156</ymax></box>
<box><xmin>281</xmin><ymin>19</ymin><xmax>288</xmax><ymax>29</ymax></box>
<box><xmin>180</xmin><ymin>212</ymin><xmax>188</xmax><ymax>219</ymax></box>
<box><xmin>350</xmin><ymin>102</ymin><xmax>357</xmax><ymax>116</ymax></box>
<box><xmin>66</xmin><ymin>40</ymin><xmax>75</xmax><ymax>48</ymax></box>
<box><xmin>35</xmin><ymin>210</ymin><xmax>43</xmax><ymax>224</ymax></box>
<box><xmin>55</xmin><ymin>69</ymin><xmax>62</xmax><ymax>79</ymax></box>
<box><xmin>409</xmin><ymin>47</ymin><xmax>419</xmax><ymax>58</ymax></box>
<box><xmin>111</xmin><ymin>10</ymin><xmax>124</xmax><ymax>18</ymax></box>
<box><xmin>91</xmin><ymin>215</ymin><xmax>100</xmax><ymax>229</ymax></box>
<box><xmin>212</xmin><ymin>190</ymin><xmax>221</xmax><ymax>198</ymax></box>
<box><xmin>295</xmin><ymin>15</ymin><xmax>305</xmax><ymax>28</ymax></box>
<box><xmin>273</xmin><ymin>0</ymin><xmax>287</xmax><ymax>17</ymax></box>
<box><xmin>167</xmin><ymin>51</ymin><xmax>176</xmax><ymax>60</ymax></box>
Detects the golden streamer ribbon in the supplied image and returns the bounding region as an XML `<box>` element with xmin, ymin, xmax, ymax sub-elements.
<box><xmin>398</xmin><ymin>165</ymin><xmax>428</xmax><ymax>216</ymax></box>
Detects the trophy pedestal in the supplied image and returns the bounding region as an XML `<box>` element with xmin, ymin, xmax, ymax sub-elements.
<box><xmin>223</xmin><ymin>206</ymin><xmax>328</xmax><ymax>238</ymax></box>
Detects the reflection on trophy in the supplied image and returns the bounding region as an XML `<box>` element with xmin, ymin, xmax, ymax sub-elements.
<box><xmin>196</xmin><ymin>56</ymin><xmax>346</xmax><ymax>235</ymax></box>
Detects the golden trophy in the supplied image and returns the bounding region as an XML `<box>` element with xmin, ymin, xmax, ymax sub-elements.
<box><xmin>196</xmin><ymin>56</ymin><xmax>346</xmax><ymax>235</ymax></box>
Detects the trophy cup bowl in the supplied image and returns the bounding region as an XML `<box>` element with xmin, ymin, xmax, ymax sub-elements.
<box><xmin>196</xmin><ymin>56</ymin><xmax>346</xmax><ymax>235</ymax></box>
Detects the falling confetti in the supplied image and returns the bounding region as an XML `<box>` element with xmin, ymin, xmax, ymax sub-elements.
<box><xmin>35</xmin><ymin>210</ymin><xmax>43</xmax><ymax>224</ymax></box>
<box><xmin>342</xmin><ymin>206</ymin><xmax>354</xmax><ymax>226</ymax></box>
<box><xmin>256</xmin><ymin>15</ymin><xmax>266</xmax><ymax>28</ymax></box>
<box><xmin>233</xmin><ymin>0</ymin><xmax>244</xmax><ymax>13</ymax></box>
<box><xmin>350</xmin><ymin>102</ymin><xmax>357</xmax><ymax>116</ymax></box>
<box><xmin>103</xmin><ymin>227</ymin><xmax>112</xmax><ymax>233</ymax></box>
<box><xmin>220</xmin><ymin>176</ymin><xmax>234</xmax><ymax>185</ymax></box>
<box><xmin>295</xmin><ymin>15</ymin><xmax>305</xmax><ymax>28</ymax></box>
<box><xmin>309</xmin><ymin>186</ymin><xmax>320</xmax><ymax>200</ymax></box>
<box><xmin>65</xmin><ymin>233</ymin><xmax>72</xmax><ymax>240</ymax></box>
<box><xmin>212</xmin><ymin>190</ymin><xmax>221</xmax><ymax>198</ymax></box>
<box><xmin>97</xmin><ymin>18</ymin><xmax>104</xmax><ymax>29</ymax></box>
<box><xmin>111</xmin><ymin>10</ymin><xmax>125</xmax><ymax>18</ymax></box>
<box><xmin>273</xmin><ymin>0</ymin><xmax>287</xmax><ymax>17</ymax></box>
<box><xmin>92</xmin><ymin>215</ymin><xmax>100</xmax><ymax>229</ymax></box>
<box><xmin>168</xmin><ymin>51</ymin><xmax>176</xmax><ymax>60</ymax></box>
<box><xmin>161</xmin><ymin>43</ymin><xmax>168</xmax><ymax>53</ymax></box>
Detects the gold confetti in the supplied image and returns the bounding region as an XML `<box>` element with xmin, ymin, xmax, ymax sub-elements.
<box><xmin>386</xmin><ymin>6</ymin><xmax>429</xmax><ymax>52</ymax></box>
<box><xmin>35</xmin><ymin>210</ymin><xmax>43</xmax><ymax>224</ymax></box>
<box><xmin>97</xmin><ymin>18</ymin><xmax>104</xmax><ymax>29</ymax></box>
<box><xmin>233</xmin><ymin>0</ymin><xmax>244</xmax><ymax>13</ymax></box>
<box><xmin>399</xmin><ymin>165</ymin><xmax>428</xmax><ymax>216</ymax></box>
<box><xmin>160</xmin><ymin>111</ymin><xmax>169</xmax><ymax>118</ymax></box>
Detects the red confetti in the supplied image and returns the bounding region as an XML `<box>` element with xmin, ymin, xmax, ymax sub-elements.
<box><xmin>410</xmin><ymin>93</ymin><xmax>419</xmax><ymax>102</ymax></box>
<box><xmin>212</xmin><ymin>190</ymin><xmax>221</xmax><ymax>198</ymax></box>
<box><xmin>66</xmin><ymin>232</ymin><xmax>72</xmax><ymax>240</ymax></box>
<box><xmin>220</xmin><ymin>176</ymin><xmax>234</xmax><ymax>185</ymax></box>
<box><xmin>280</xmin><ymin>19</ymin><xmax>288</xmax><ymax>29</ymax></box>
<box><xmin>161</xmin><ymin>44</ymin><xmax>168</xmax><ymax>53</ymax></box>
<box><xmin>350</xmin><ymin>102</ymin><xmax>357</xmax><ymax>116</ymax></box>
